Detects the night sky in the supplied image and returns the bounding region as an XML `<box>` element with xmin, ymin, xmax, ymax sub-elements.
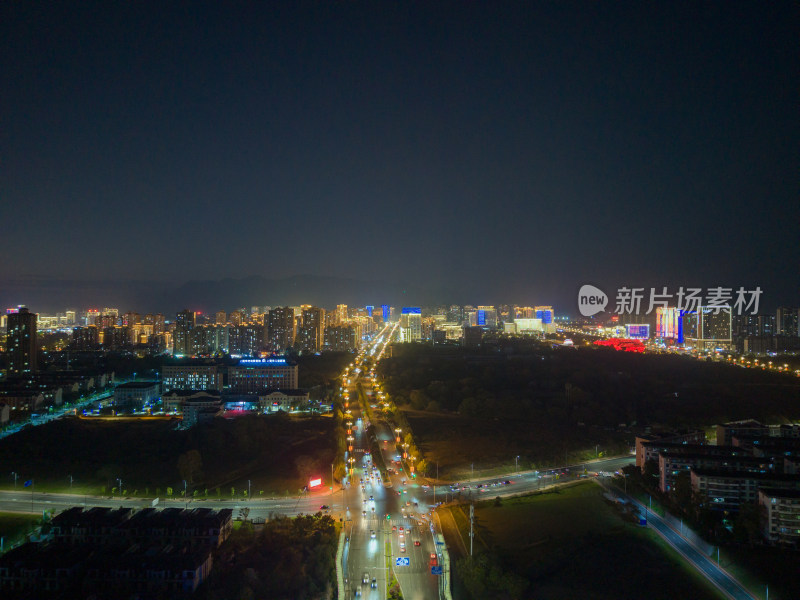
<box><xmin>2</xmin><ymin>2</ymin><xmax>798</xmax><ymax>312</ymax></box>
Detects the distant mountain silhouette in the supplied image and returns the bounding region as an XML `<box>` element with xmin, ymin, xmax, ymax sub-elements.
<box><xmin>163</xmin><ymin>275</ymin><xmax>442</xmax><ymax>312</ymax></box>
<box><xmin>0</xmin><ymin>274</ymin><xmax>448</xmax><ymax>314</ymax></box>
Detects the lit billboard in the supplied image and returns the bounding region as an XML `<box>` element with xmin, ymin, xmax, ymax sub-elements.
<box><xmin>656</xmin><ymin>307</ymin><xmax>683</xmax><ymax>342</ymax></box>
<box><xmin>626</xmin><ymin>324</ymin><xmax>650</xmax><ymax>339</ymax></box>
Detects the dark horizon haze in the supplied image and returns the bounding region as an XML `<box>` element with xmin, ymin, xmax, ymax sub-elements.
<box><xmin>2</xmin><ymin>3</ymin><xmax>798</xmax><ymax>314</ymax></box>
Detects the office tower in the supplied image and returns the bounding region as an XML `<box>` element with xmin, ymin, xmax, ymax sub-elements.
<box><xmin>399</xmin><ymin>307</ymin><xmax>422</xmax><ymax>342</ymax></box>
<box><xmin>174</xmin><ymin>309</ymin><xmax>196</xmax><ymax>356</ymax></box>
<box><xmin>476</xmin><ymin>306</ymin><xmax>498</xmax><ymax>328</ymax></box>
<box><xmin>229</xmin><ymin>310</ymin><xmax>244</xmax><ymax>327</ymax></box>
<box><xmin>299</xmin><ymin>307</ymin><xmax>325</xmax><ymax>353</ymax></box>
<box><xmin>366</xmin><ymin>305</ymin><xmax>374</xmax><ymax>318</ymax></box>
<box><xmin>267</xmin><ymin>307</ymin><xmax>295</xmax><ymax>352</ymax></box>
<box><xmin>534</xmin><ymin>306</ymin><xmax>554</xmax><ymax>325</ymax></box>
<box><xmin>381</xmin><ymin>304</ymin><xmax>390</xmax><ymax>323</ymax></box>
<box><xmin>228</xmin><ymin>357</ymin><xmax>298</xmax><ymax>392</ymax></box>
<box><xmin>683</xmin><ymin>307</ymin><xmax>732</xmax><ymax>349</ymax></box>
<box><xmin>6</xmin><ymin>307</ymin><xmax>37</xmax><ymax>375</ymax></box>
<box><xmin>65</xmin><ymin>310</ymin><xmax>76</xmax><ymax>326</ymax></box>
<box><xmin>102</xmin><ymin>308</ymin><xmax>119</xmax><ymax>318</ymax></box>
<box><xmin>776</xmin><ymin>307</ymin><xmax>799</xmax><ymax>337</ymax></box>
<box><xmin>215</xmin><ymin>310</ymin><xmax>227</xmax><ymax>325</ymax></box>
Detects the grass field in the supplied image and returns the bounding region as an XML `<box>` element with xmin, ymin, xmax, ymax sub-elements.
<box><xmin>404</xmin><ymin>409</ymin><xmax>628</xmax><ymax>479</ymax></box>
<box><xmin>444</xmin><ymin>481</ymin><xmax>724</xmax><ymax>600</ymax></box>
<box><xmin>0</xmin><ymin>414</ymin><xmax>336</xmax><ymax>496</ymax></box>
<box><xmin>0</xmin><ymin>512</ymin><xmax>40</xmax><ymax>550</ymax></box>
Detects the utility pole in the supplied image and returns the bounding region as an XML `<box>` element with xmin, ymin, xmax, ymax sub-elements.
<box><xmin>11</xmin><ymin>472</ymin><xmax>18</xmax><ymax>490</ymax></box>
<box><xmin>469</xmin><ymin>504</ymin><xmax>474</xmax><ymax>556</ymax></box>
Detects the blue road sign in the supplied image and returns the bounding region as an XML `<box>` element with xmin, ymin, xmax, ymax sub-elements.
<box><xmin>435</xmin><ymin>541</ymin><xmax>444</xmax><ymax>545</ymax></box>
<box><xmin>431</xmin><ymin>566</ymin><xmax>443</xmax><ymax>575</ymax></box>
<box><xmin>395</xmin><ymin>557</ymin><xmax>410</xmax><ymax>567</ymax></box>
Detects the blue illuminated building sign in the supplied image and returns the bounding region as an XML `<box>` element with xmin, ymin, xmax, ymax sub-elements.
<box><xmin>401</xmin><ymin>307</ymin><xmax>421</xmax><ymax>314</ymax></box>
<box><xmin>382</xmin><ymin>304</ymin><xmax>389</xmax><ymax>322</ymax></box>
<box><xmin>477</xmin><ymin>309</ymin><xmax>486</xmax><ymax>326</ymax></box>
<box><xmin>366</xmin><ymin>305</ymin><xmax>374</xmax><ymax>317</ymax></box>
<box><xmin>239</xmin><ymin>358</ymin><xmax>287</xmax><ymax>365</ymax></box>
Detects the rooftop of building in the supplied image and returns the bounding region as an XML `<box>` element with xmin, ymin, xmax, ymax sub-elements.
<box><xmin>114</xmin><ymin>381</ymin><xmax>160</xmax><ymax>389</ymax></box>
<box><xmin>258</xmin><ymin>388</ymin><xmax>309</xmax><ymax>396</ymax></box>
<box><xmin>691</xmin><ymin>469</ymin><xmax>800</xmax><ymax>482</ymax></box>
<box><xmin>660</xmin><ymin>451</ymin><xmax>767</xmax><ymax>461</ymax></box>
<box><xmin>759</xmin><ymin>488</ymin><xmax>800</xmax><ymax>499</ymax></box>
<box><xmin>163</xmin><ymin>389</ymin><xmax>222</xmax><ymax>397</ymax></box>
<box><xmin>719</xmin><ymin>419</ymin><xmax>766</xmax><ymax>428</ymax></box>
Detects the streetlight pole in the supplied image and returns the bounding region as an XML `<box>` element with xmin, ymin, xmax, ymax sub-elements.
<box><xmin>117</xmin><ymin>478</ymin><xmax>123</xmax><ymax>497</ymax></box>
<box><xmin>183</xmin><ymin>480</ymin><xmax>187</xmax><ymax>508</ymax></box>
<box><xmin>248</xmin><ymin>479</ymin><xmax>251</xmax><ymax>504</ymax></box>
<box><xmin>11</xmin><ymin>472</ymin><xmax>18</xmax><ymax>491</ymax></box>
<box><xmin>69</xmin><ymin>475</ymin><xmax>73</xmax><ymax>492</ymax></box>
<box><xmin>515</xmin><ymin>455</ymin><xmax>519</xmax><ymax>474</ymax></box>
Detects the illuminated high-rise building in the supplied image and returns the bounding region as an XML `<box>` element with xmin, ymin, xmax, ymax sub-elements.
<box><xmin>335</xmin><ymin>304</ymin><xmax>348</xmax><ymax>325</ymax></box>
<box><xmin>215</xmin><ymin>310</ymin><xmax>227</xmax><ymax>325</ymax></box>
<box><xmin>299</xmin><ymin>307</ymin><xmax>325</xmax><ymax>353</ymax></box>
<box><xmin>6</xmin><ymin>307</ymin><xmax>37</xmax><ymax>376</ymax></box>
<box><xmin>267</xmin><ymin>307</ymin><xmax>295</xmax><ymax>352</ymax></box>
<box><xmin>173</xmin><ymin>309</ymin><xmax>196</xmax><ymax>356</ymax></box>
<box><xmin>399</xmin><ymin>307</ymin><xmax>422</xmax><ymax>342</ymax></box>
<box><xmin>476</xmin><ymin>306</ymin><xmax>498</xmax><ymax>328</ymax></box>
<box><xmin>683</xmin><ymin>307</ymin><xmax>732</xmax><ymax>349</ymax></box>
<box><xmin>534</xmin><ymin>306</ymin><xmax>554</xmax><ymax>325</ymax></box>
<box><xmin>776</xmin><ymin>307</ymin><xmax>799</xmax><ymax>337</ymax></box>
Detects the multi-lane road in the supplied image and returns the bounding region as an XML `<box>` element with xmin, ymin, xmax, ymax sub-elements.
<box><xmin>340</xmin><ymin>324</ymin><xmax>441</xmax><ymax>600</ymax></box>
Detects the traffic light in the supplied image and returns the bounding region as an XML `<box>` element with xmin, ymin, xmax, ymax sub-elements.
<box><xmin>386</xmin><ymin>514</ymin><xmax>391</xmax><ymax>520</ymax></box>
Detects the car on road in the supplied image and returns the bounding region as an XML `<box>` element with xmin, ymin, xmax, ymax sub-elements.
<box><xmin>362</xmin><ymin>511</ymin><xmax>366</xmax><ymax>517</ymax></box>
<box><xmin>370</xmin><ymin>530</ymin><xmax>376</xmax><ymax>538</ymax></box>
<box><xmin>319</xmin><ymin>505</ymin><xmax>329</xmax><ymax>510</ymax></box>
<box><xmin>392</xmin><ymin>526</ymin><xmax>397</xmax><ymax>532</ymax></box>
<box><xmin>414</xmin><ymin>540</ymin><xmax>421</xmax><ymax>546</ymax></box>
<box><xmin>354</xmin><ymin>587</ymin><xmax>362</xmax><ymax>597</ymax></box>
<box><xmin>371</xmin><ymin>578</ymin><xmax>377</xmax><ymax>589</ymax></box>
<box><xmin>362</xmin><ymin>573</ymin><xmax>369</xmax><ymax>584</ymax></box>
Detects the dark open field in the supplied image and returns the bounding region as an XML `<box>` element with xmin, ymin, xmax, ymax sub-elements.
<box><xmin>0</xmin><ymin>414</ymin><xmax>336</xmax><ymax>496</ymax></box>
<box><xmin>444</xmin><ymin>481</ymin><xmax>723</xmax><ymax>600</ymax></box>
<box><xmin>0</xmin><ymin>512</ymin><xmax>41</xmax><ymax>550</ymax></box>
<box><xmin>405</xmin><ymin>408</ymin><xmax>628</xmax><ymax>479</ymax></box>
<box><xmin>381</xmin><ymin>343</ymin><xmax>800</xmax><ymax>476</ymax></box>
